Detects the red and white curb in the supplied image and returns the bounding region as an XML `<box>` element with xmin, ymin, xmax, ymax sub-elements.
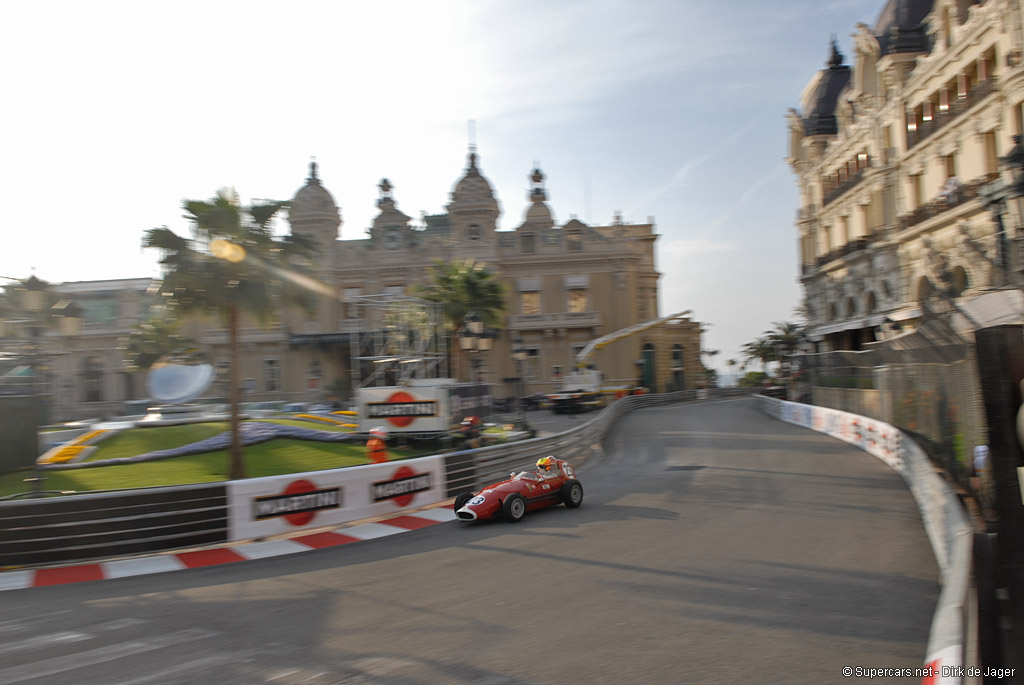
<box><xmin>0</xmin><ymin>507</ymin><xmax>456</xmax><ymax>592</ymax></box>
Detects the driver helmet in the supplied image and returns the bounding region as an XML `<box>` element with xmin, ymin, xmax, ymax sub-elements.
<box><xmin>369</xmin><ymin>426</ymin><xmax>388</xmax><ymax>439</ymax></box>
<box><xmin>537</xmin><ymin>455</ymin><xmax>557</xmax><ymax>472</ymax></box>
<box><xmin>461</xmin><ymin>415</ymin><xmax>481</xmax><ymax>428</ymax></box>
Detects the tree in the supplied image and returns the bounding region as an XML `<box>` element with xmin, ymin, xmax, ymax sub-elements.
<box><xmin>742</xmin><ymin>337</ymin><xmax>776</xmax><ymax>374</ymax></box>
<box><xmin>765</xmin><ymin>320</ymin><xmax>804</xmax><ymax>380</ymax></box>
<box><xmin>120</xmin><ymin>316</ymin><xmax>195</xmax><ymax>373</ymax></box>
<box><xmin>414</xmin><ymin>259</ymin><xmax>507</xmax><ymax>380</ymax></box>
<box><xmin>143</xmin><ymin>188</ymin><xmax>316</xmax><ymax>480</ymax></box>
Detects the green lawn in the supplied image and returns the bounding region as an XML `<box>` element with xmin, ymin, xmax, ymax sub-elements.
<box><xmin>0</xmin><ymin>420</ymin><xmax>429</xmax><ymax>498</ymax></box>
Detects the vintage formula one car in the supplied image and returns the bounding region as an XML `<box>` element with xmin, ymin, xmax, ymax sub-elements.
<box><xmin>453</xmin><ymin>456</ymin><xmax>583</xmax><ymax>523</ymax></box>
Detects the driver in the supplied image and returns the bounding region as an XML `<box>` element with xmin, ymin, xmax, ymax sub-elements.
<box><xmin>536</xmin><ymin>455</ymin><xmax>558</xmax><ymax>478</ymax></box>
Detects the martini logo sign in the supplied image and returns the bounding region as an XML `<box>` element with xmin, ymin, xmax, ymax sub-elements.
<box><xmin>366</xmin><ymin>391</ymin><xmax>438</xmax><ymax>428</ymax></box>
<box><xmin>253</xmin><ymin>478</ymin><xmax>342</xmax><ymax>527</ymax></box>
<box><xmin>372</xmin><ymin>465</ymin><xmax>432</xmax><ymax>507</ymax></box>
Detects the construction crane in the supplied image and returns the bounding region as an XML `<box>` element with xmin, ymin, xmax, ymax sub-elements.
<box><xmin>574</xmin><ymin>309</ymin><xmax>693</xmax><ymax>369</ymax></box>
<box><xmin>546</xmin><ymin>310</ymin><xmax>693</xmax><ymax>413</ymax></box>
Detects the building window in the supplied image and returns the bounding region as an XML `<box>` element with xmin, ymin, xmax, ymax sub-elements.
<box><xmin>568</xmin><ymin>288</ymin><xmax>587</xmax><ymax>313</ymax></box>
<box><xmin>638</xmin><ymin>288</ymin><xmax>648</xmax><ymax>318</ymax></box>
<box><xmin>468</xmin><ymin>223</ymin><xmax>481</xmax><ymax>240</ymax></box>
<box><xmin>215</xmin><ymin>360</ymin><xmax>230</xmax><ymax>396</ymax></box>
<box><xmin>524</xmin><ymin>349</ymin><xmax>540</xmax><ymax>380</ymax></box>
<box><xmin>551</xmin><ymin>365</ymin><xmax>563</xmax><ymax>380</ymax></box>
<box><xmin>384</xmin><ymin>285</ymin><xmax>404</xmax><ymax>296</ymax></box>
<box><xmin>344</xmin><ymin>287</ymin><xmax>362</xmax><ymax>318</ymax></box>
<box><xmin>985</xmin><ymin>131</ymin><xmax>998</xmax><ymax>175</ymax></box>
<box><xmin>521</xmin><ymin>234</ymin><xmax>536</xmax><ymax>254</ymax></box>
<box><xmin>521</xmin><ymin>291</ymin><xmax>541</xmax><ymax>315</ymax></box>
<box><xmin>567</xmin><ymin>234</ymin><xmax>582</xmax><ymax>251</ymax></box>
<box><xmin>264</xmin><ymin>359</ymin><xmax>280</xmax><ymax>393</ymax></box>
<box><xmin>910</xmin><ymin>174</ymin><xmax>923</xmax><ymax>208</ymax></box>
<box><xmin>308</xmin><ymin>359</ymin><xmax>322</xmax><ymax>390</ymax></box>
<box><xmin>83</xmin><ymin>356</ymin><xmax>103</xmax><ymax>403</ymax></box>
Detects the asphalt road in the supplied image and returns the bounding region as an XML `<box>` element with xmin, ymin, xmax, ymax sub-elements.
<box><xmin>2</xmin><ymin>397</ymin><xmax>937</xmax><ymax>684</ymax></box>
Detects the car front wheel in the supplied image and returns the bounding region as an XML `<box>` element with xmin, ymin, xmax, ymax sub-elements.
<box><xmin>502</xmin><ymin>493</ymin><xmax>526</xmax><ymax>522</ymax></box>
<box><xmin>453</xmin><ymin>492</ymin><xmax>473</xmax><ymax>513</ymax></box>
<box><xmin>561</xmin><ymin>479</ymin><xmax>583</xmax><ymax>508</ymax></box>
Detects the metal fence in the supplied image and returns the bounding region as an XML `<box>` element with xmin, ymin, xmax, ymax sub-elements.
<box><xmin>796</xmin><ymin>327</ymin><xmax>986</xmax><ymax>491</ymax></box>
<box><xmin>0</xmin><ymin>483</ymin><xmax>228</xmax><ymax>567</ymax></box>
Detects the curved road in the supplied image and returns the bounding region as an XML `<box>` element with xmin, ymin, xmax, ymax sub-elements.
<box><xmin>2</xmin><ymin>398</ymin><xmax>936</xmax><ymax>684</ymax></box>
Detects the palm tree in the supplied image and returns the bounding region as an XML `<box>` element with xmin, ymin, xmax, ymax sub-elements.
<box><xmin>143</xmin><ymin>188</ymin><xmax>316</xmax><ymax>480</ymax></box>
<box><xmin>766</xmin><ymin>320</ymin><xmax>803</xmax><ymax>379</ymax></box>
<box><xmin>742</xmin><ymin>337</ymin><xmax>775</xmax><ymax>374</ymax></box>
<box><xmin>414</xmin><ymin>259</ymin><xmax>506</xmax><ymax>380</ymax></box>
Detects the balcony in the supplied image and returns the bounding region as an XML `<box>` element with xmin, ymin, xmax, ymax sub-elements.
<box><xmin>508</xmin><ymin>311</ymin><xmax>602</xmax><ymax>330</ymax></box>
<box><xmin>814</xmin><ymin>235</ymin><xmax>874</xmax><ymax>269</ymax></box>
<box><xmin>823</xmin><ymin>168</ymin><xmax>866</xmax><ymax>207</ymax></box>
<box><xmin>906</xmin><ymin>79</ymin><xmax>997</xmax><ymax>149</ymax></box>
<box><xmin>899</xmin><ymin>173</ymin><xmax>998</xmax><ymax>230</ymax></box>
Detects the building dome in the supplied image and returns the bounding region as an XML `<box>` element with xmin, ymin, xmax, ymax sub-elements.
<box><xmin>802</xmin><ymin>40</ymin><xmax>851</xmax><ymax>136</ymax></box>
<box><xmin>520</xmin><ymin>165</ymin><xmax>554</xmax><ymax>228</ymax></box>
<box><xmin>449</xmin><ymin>150</ymin><xmax>499</xmax><ymax>214</ymax></box>
<box><xmin>289</xmin><ymin>160</ymin><xmax>340</xmax><ymax>222</ymax></box>
<box><xmin>525</xmin><ymin>201</ymin><xmax>553</xmax><ymax>224</ymax></box>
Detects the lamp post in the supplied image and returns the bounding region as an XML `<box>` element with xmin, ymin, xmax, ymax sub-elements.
<box><xmin>458</xmin><ymin>311</ymin><xmax>493</xmax><ymax>383</ymax></box>
<box><xmin>981</xmin><ymin>134</ymin><xmax>1024</xmax><ymax>283</ymax></box>
<box><xmin>512</xmin><ymin>334</ymin><xmax>527</xmax><ymax>421</ymax></box>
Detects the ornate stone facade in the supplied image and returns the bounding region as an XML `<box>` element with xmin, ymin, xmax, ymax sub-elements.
<box><xmin>788</xmin><ymin>0</ymin><xmax>1024</xmax><ymax>350</ymax></box>
<box><xmin>196</xmin><ymin>149</ymin><xmax>702</xmax><ymax>403</ymax></box>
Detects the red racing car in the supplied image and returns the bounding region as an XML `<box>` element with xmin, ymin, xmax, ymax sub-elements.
<box><xmin>453</xmin><ymin>456</ymin><xmax>584</xmax><ymax>523</ymax></box>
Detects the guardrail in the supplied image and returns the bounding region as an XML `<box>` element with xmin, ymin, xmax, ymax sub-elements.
<box><xmin>755</xmin><ymin>394</ymin><xmax>974</xmax><ymax>683</ymax></box>
<box><xmin>0</xmin><ymin>388</ymin><xmax>752</xmax><ymax>568</ymax></box>
<box><xmin>0</xmin><ymin>483</ymin><xmax>228</xmax><ymax>567</ymax></box>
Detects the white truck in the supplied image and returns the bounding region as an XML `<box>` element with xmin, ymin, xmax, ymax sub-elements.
<box><xmin>545</xmin><ymin>367</ymin><xmax>607</xmax><ymax>414</ymax></box>
<box><xmin>544</xmin><ymin>310</ymin><xmax>693</xmax><ymax>414</ymax></box>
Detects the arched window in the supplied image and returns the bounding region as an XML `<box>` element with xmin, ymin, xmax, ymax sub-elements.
<box><xmin>917</xmin><ymin>276</ymin><xmax>935</xmax><ymax>304</ymax></box>
<box><xmin>641</xmin><ymin>342</ymin><xmax>656</xmax><ymax>392</ymax></box>
<box><xmin>865</xmin><ymin>291</ymin><xmax>877</xmax><ymax>314</ymax></box>
<box><xmin>83</xmin><ymin>356</ymin><xmax>103</xmax><ymax>403</ymax></box>
<box><xmin>949</xmin><ymin>266</ymin><xmax>969</xmax><ymax>297</ymax></box>
<box><xmin>671</xmin><ymin>344</ymin><xmax>685</xmax><ymax>391</ymax></box>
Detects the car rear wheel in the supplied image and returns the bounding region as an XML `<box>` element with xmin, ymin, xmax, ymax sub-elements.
<box><xmin>502</xmin><ymin>493</ymin><xmax>526</xmax><ymax>522</ymax></box>
<box><xmin>562</xmin><ymin>479</ymin><xmax>583</xmax><ymax>508</ymax></box>
<box><xmin>453</xmin><ymin>492</ymin><xmax>473</xmax><ymax>513</ymax></box>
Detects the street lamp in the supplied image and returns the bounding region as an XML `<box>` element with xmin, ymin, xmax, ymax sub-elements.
<box><xmin>512</xmin><ymin>334</ymin><xmax>527</xmax><ymax>421</ymax></box>
<box><xmin>981</xmin><ymin>134</ymin><xmax>1024</xmax><ymax>281</ymax></box>
<box><xmin>459</xmin><ymin>311</ymin><xmax>493</xmax><ymax>382</ymax></box>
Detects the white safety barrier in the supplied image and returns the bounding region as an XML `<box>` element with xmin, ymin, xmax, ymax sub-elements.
<box><xmin>227</xmin><ymin>456</ymin><xmax>446</xmax><ymax>541</ymax></box>
<box><xmin>758</xmin><ymin>395</ymin><xmax>973</xmax><ymax>684</ymax></box>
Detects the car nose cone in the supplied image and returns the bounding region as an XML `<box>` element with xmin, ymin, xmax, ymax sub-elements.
<box><xmin>456</xmin><ymin>507</ymin><xmax>477</xmax><ymax>521</ymax></box>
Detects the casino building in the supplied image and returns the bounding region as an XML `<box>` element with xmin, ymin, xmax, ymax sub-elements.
<box><xmin>3</xmin><ymin>148</ymin><xmax>703</xmax><ymax>421</ymax></box>
<box><xmin>192</xmin><ymin>150</ymin><xmax>703</xmax><ymax>407</ymax></box>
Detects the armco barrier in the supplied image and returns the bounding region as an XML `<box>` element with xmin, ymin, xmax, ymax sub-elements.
<box><xmin>0</xmin><ymin>483</ymin><xmax>228</xmax><ymax>567</ymax></box>
<box><xmin>0</xmin><ymin>388</ymin><xmax>751</xmax><ymax>568</ymax></box>
<box><xmin>756</xmin><ymin>394</ymin><xmax>973</xmax><ymax>685</ymax></box>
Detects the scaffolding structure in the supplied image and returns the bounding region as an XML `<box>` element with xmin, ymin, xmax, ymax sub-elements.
<box><xmin>349</xmin><ymin>294</ymin><xmax>448</xmax><ymax>389</ymax></box>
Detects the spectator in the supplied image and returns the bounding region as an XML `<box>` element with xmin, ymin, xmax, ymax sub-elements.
<box><xmin>939</xmin><ymin>175</ymin><xmax>960</xmax><ymax>203</ymax></box>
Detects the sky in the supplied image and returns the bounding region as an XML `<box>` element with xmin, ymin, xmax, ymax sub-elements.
<box><xmin>1</xmin><ymin>0</ymin><xmax>884</xmax><ymax>374</ymax></box>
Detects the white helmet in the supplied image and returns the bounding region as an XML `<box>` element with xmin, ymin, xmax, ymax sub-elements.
<box><xmin>369</xmin><ymin>426</ymin><xmax>388</xmax><ymax>439</ymax></box>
